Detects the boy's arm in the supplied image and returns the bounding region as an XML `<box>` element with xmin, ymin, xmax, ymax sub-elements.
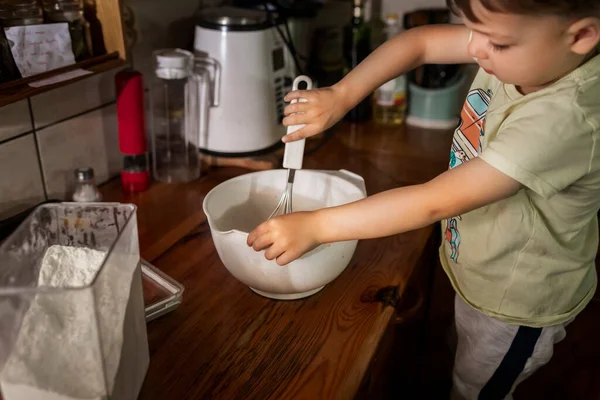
<box><xmin>283</xmin><ymin>24</ymin><xmax>474</xmax><ymax>141</ymax></box>
<box><xmin>248</xmin><ymin>159</ymin><xmax>521</xmax><ymax>265</ymax></box>
<box><xmin>335</xmin><ymin>24</ymin><xmax>474</xmax><ymax>110</ymax></box>
<box><xmin>317</xmin><ymin>158</ymin><xmax>520</xmax><ymax>242</ymax></box>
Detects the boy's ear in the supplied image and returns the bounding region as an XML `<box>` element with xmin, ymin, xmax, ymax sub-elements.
<box><xmin>568</xmin><ymin>17</ymin><xmax>600</xmax><ymax>55</ymax></box>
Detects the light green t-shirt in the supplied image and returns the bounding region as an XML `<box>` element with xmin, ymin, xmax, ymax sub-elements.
<box><xmin>440</xmin><ymin>54</ymin><xmax>600</xmax><ymax>327</ymax></box>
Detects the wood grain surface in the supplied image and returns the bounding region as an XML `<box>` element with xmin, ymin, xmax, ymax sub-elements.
<box><xmin>101</xmin><ymin>121</ymin><xmax>454</xmax><ymax>399</ymax></box>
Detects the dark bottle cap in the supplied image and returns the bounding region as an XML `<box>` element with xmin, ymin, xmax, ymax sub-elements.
<box><xmin>75</xmin><ymin>167</ymin><xmax>94</xmax><ymax>181</ymax></box>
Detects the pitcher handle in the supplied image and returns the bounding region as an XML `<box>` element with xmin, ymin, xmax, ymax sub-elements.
<box><xmin>197</xmin><ymin>69</ymin><xmax>210</xmax><ymax>149</ymax></box>
<box><xmin>195</xmin><ymin>57</ymin><xmax>221</xmax><ymax>107</ymax></box>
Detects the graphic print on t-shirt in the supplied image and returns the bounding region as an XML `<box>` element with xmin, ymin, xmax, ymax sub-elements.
<box><xmin>449</xmin><ymin>88</ymin><xmax>491</xmax><ymax>168</ymax></box>
<box><xmin>446</xmin><ymin>88</ymin><xmax>492</xmax><ymax>262</ymax></box>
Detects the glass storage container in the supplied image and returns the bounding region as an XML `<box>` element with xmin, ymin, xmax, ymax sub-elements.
<box><xmin>0</xmin><ymin>203</ymin><xmax>149</xmax><ymax>400</ymax></box>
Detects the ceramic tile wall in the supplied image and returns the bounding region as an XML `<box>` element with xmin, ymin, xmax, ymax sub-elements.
<box><xmin>36</xmin><ymin>105</ymin><xmax>121</xmax><ymax>199</ymax></box>
<box><xmin>0</xmin><ymin>100</ymin><xmax>33</xmax><ymax>143</ymax></box>
<box><xmin>0</xmin><ymin>135</ymin><xmax>46</xmax><ymax>220</ymax></box>
<box><xmin>0</xmin><ymin>100</ymin><xmax>45</xmax><ymax>220</ymax></box>
<box><xmin>30</xmin><ymin>70</ymin><xmax>117</xmax><ymax>129</ymax></box>
<box><xmin>0</xmin><ymin>70</ymin><xmax>122</xmax><ymax>213</ymax></box>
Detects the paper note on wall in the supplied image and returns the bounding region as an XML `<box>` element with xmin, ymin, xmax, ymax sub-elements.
<box><xmin>4</xmin><ymin>23</ymin><xmax>76</xmax><ymax>78</ymax></box>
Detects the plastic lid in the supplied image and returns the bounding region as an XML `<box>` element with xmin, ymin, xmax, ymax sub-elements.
<box><xmin>141</xmin><ymin>259</ymin><xmax>184</xmax><ymax>322</ymax></box>
<box><xmin>154</xmin><ymin>49</ymin><xmax>193</xmax><ymax>79</ymax></box>
<box><xmin>199</xmin><ymin>6</ymin><xmax>266</xmax><ymax>26</ymax></box>
<box><xmin>196</xmin><ymin>6</ymin><xmax>275</xmax><ymax>32</ymax></box>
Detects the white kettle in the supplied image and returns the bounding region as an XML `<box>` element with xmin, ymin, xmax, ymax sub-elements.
<box><xmin>194</xmin><ymin>6</ymin><xmax>296</xmax><ymax>157</ymax></box>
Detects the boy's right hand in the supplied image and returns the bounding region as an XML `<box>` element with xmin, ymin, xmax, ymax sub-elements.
<box><xmin>281</xmin><ymin>84</ymin><xmax>349</xmax><ymax>143</ymax></box>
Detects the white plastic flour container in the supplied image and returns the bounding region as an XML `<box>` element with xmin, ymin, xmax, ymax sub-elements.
<box><xmin>0</xmin><ymin>203</ymin><xmax>149</xmax><ymax>400</ymax></box>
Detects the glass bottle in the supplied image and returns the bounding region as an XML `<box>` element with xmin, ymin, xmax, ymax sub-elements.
<box><xmin>343</xmin><ymin>0</ymin><xmax>372</xmax><ymax>122</ymax></box>
<box><xmin>42</xmin><ymin>0</ymin><xmax>91</xmax><ymax>61</ymax></box>
<box><xmin>72</xmin><ymin>167</ymin><xmax>102</xmax><ymax>202</ymax></box>
<box><xmin>373</xmin><ymin>13</ymin><xmax>407</xmax><ymax>126</ymax></box>
<box><xmin>0</xmin><ymin>0</ymin><xmax>44</xmax><ymax>27</ymax></box>
<box><xmin>82</xmin><ymin>0</ymin><xmax>105</xmax><ymax>56</ymax></box>
<box><xmin>150</xmin><ymin>49</ymin><xmax>202</xmax><ymax>183</ymax></box>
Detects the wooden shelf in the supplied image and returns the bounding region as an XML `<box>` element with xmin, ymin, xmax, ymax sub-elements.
<box><xmin>0</xmin><ymin>53</ymin><xmax>126</xmax><ymax>107</ymax></box>
<box><xmin>0</xmin><ymin>0</ymin><xmax>126</xmax><ymax>107</ymax></box>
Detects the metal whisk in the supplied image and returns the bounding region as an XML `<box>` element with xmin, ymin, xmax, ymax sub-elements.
<box><xmin>268</xmin><ymin>75</ymin><xmax>313</xmax><ymax>219</ymax></box>
<box><xmin>269</xmin><ymin>169</ymin><xmax>296</xmax><ymax>218</ymax></box>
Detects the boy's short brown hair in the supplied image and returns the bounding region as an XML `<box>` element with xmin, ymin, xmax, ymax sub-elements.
<box><xmin>447</xmin><ymin>0</ymin><xmax>600</xmax><ymax>22</ymax></box>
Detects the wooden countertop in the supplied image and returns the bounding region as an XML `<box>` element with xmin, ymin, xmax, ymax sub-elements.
<box><xmin>101</xmin><ymin>121</ymin><xmax>453</xmax><ymax>399</ymax></box>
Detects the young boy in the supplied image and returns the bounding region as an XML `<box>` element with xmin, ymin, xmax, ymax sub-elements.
<box><xmin>247</xmin><ymin>0</ymin><xmax>600</xmax><ymax>398</ymax></box>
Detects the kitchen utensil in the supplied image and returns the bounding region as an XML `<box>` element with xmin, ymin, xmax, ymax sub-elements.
<box><xmin>193</xmin><ymin>6</ymin><xmax>296</xmax><ymax>156</ymax></box>
<box><xmin>203</xmin><ymin>169</ymin><xmax>367</xmax><ymax>300</ymax></box>
<box><xmin>269</xmin><ymin>74</ymin><xmax>313</xmax><ymax>219</ymax></box>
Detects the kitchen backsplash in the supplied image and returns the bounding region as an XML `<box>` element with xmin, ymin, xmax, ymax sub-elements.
<box><xmin>0</xmin><ymin>72</ymin><xmax>119</xmax><ymax>220</ymax></box>
<box><xmin>0</xmin><ymin>0</ymin><xmax>214</xmax><ymax>220</ymax></box>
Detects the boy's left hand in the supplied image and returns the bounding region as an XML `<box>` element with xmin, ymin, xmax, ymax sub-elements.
<box><xmin>247</xmin><ymin>211</ymin><xmax>323</xmax><ymax>266</ymax></box>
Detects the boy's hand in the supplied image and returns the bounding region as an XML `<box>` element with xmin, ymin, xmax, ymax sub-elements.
<box><xmin>247</xmin><ymin>211</ymin><xmax>323</xmax><ymax>266</ymax></box>
<box><xmin>281</xmin><ymin>85</ymin><xmax>349</xmax><ymax>143</ymax></box>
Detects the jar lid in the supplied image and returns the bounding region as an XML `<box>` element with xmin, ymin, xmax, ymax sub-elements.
<box><xmin>75</xmin><ymin>167</ymin><xmax>94</xmax><ymax>181</ymax></box>
<box><xmin>385</xmin><ymin>13</ymin><xmax>400</xmax><ymax>23</ymax></box>
<box><xmin>154</xmin><ymin>49</ymin><xmax>193</xmax><ymax>80</ymax></box>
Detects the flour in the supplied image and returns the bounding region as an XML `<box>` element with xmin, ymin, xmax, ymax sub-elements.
<box><xmin>0</xmin><ymin>245</ymin><xmax>134</xmax><ymax>400</ymax></box>
<box><xmin>37</xmin><ymin>245</ymin><xmax>106</xmax><ymax>288</ymax></box>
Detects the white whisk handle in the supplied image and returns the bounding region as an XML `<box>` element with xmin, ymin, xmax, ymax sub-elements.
<box><xmin>283</xmin><ymin>75</ymin><xmax>313</xmax><ymax>170</ymax></box>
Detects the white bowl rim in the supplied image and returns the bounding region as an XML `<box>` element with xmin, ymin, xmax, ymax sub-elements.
<box><xmin>202</xmin><ymin>169</ymin><xmax>366</xmax><ymax>235</ymax></box>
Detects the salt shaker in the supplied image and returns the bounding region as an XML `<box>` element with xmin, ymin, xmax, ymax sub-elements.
<box><xmin>72</xmin><ymin>167</ymin><xmax>102</xmax><ymax>202</ymax></box>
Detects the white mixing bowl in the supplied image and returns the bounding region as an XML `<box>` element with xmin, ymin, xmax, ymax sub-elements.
<box><xmin>202</xmin><ymin>169</ymin><xmax>367</xmax><ymax>300</ymax></box>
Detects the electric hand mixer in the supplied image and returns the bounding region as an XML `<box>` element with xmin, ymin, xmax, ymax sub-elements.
<box><xmin>268</xmin><ymin>75</ymin><xmax>314</xmax><ymax>219</ymax></box>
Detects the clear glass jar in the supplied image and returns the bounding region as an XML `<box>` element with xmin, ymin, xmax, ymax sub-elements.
<box><xmin>72</xmin><ymin>167</ymin><xmax>102</xmax><ymax>202</ymax></box>
<box><xmin>42</xmin><ymin>0</ymin><xmax>90</xmax><ymax>60</ymax></box>
<box><xmin>0</xmin><ymin>0</ymin><xmax>44</xmax><ymax>27</ymax></box>
<box><xmin>150</xmin><ymin>49</ymin><xmax>203</xmax><ymax>183</ymax></box>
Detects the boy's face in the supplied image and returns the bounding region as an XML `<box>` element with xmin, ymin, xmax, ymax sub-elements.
<box><xmin>463</xmin><ymin>0</ymin><xmax>581</xmax><ymax>91</ymax></box>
